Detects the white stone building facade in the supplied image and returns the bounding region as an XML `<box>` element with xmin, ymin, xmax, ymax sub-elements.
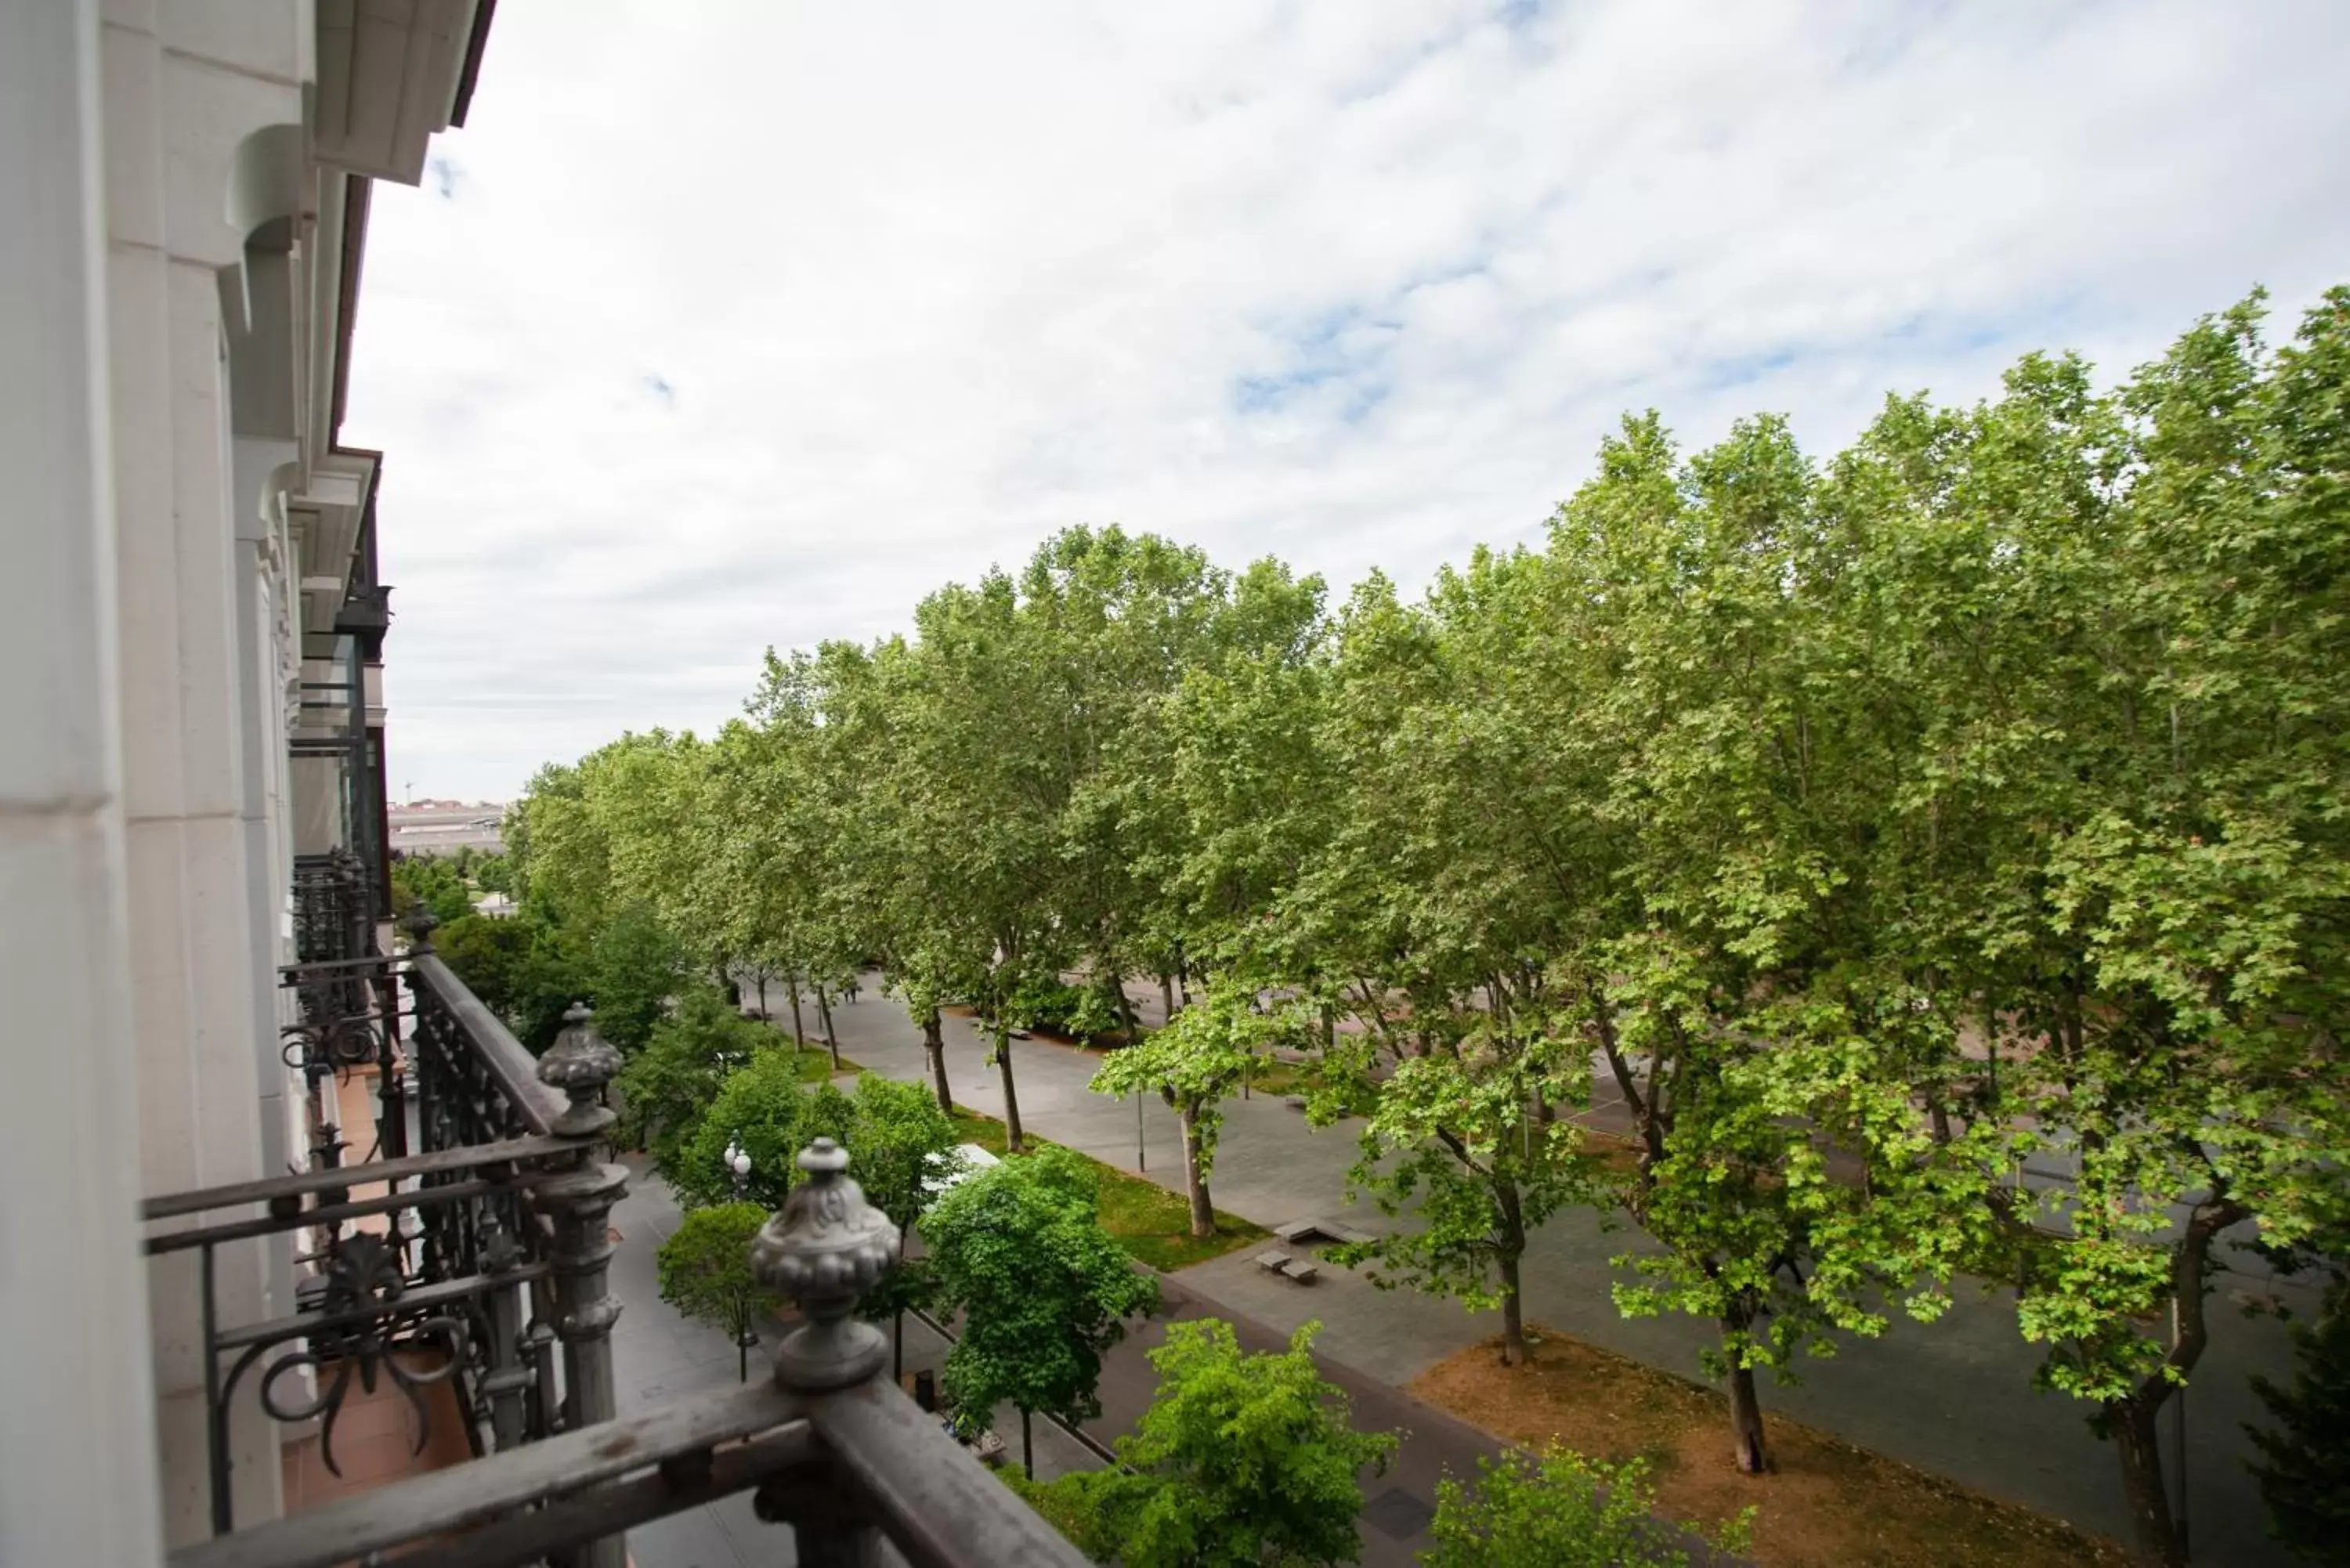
<box><xmin>1</xmin><ymin>2</ymin><xmax>493</xmax><ymax>1559</ymax></box>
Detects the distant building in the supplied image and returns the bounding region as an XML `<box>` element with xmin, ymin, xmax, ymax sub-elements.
<box><xmin>389</xmin><ymin>800</ymin><xmax>508</xmax><ymax>856</ymax></box>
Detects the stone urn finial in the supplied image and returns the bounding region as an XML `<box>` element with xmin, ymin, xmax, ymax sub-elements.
<box><xmin>750</xmin><ymin>1138</ymin><xmax>900</xmax><ymax>1390</ymax></box>
<box><xmin>537</xmin><ymin>1002</ymin><xmax>620</xmax><ymax>1138</ymax></box>
<box><xmin>400</xmin><ymin>903</ymin><xmax>439</xmax><ymax>952</ymax></box>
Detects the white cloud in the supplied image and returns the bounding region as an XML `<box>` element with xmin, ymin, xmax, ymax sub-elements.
<box><xmin>342</xmin><ymin>0</ymin><xmax>2350</xmax><ymax>800</ymax></box>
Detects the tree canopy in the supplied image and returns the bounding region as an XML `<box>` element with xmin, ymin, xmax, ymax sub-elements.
<box><xmin>924</xmin><ymin>1144</ymin><xmax>1162</xmax><ymax>1474</ymax></box>
<box><xmin>1422</xmin><ymin>1447</ymin><xmax>1751</xmax><ymax>1568</ymax></box>
<box><xmin>493</xmin><ymin>287</ymin><xmax>2350</xmax><ymax>1566</ymax></box>
<box><xmin>1066</xmin><ymin>1319</ymin><xmax>1397</xmax><ymax>1568</ymax></box>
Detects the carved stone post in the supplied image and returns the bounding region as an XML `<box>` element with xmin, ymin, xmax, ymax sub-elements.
<box><xmin>535</xmin><ymin>1004</ymin><xmax>628</xmax><ymax>1568</ymax></box>
<box><xmin>750</xmin><ymin>1138</ymin><xmax>902</xmax><ymax>1566</ymax></box>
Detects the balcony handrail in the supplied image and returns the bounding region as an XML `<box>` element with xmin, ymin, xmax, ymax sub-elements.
<box><xmin>408</xmin><ymin>951</ymin><xmax>568</xmax><ymax>1134</ymax></box>
<box><xmin>146</xmin><ymin>1170</ymin><xmax>570</xmax><ymax>1255</ymax></box>
<box><xmin>161</xmin><ymin>1375</ymin><xmax>1088</xmax><ymax>1568</ymax></box>
<box><xmin>142</xmin><ymin>1133</ymin><xmax>580</xmax><ymax>1223</ymax></box>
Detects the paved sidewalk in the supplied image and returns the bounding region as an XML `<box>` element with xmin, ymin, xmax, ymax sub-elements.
<box><xmin>802</xmin><ymin>978</ymin><xmax>2310</xmax><ymax>1566</ymax></box>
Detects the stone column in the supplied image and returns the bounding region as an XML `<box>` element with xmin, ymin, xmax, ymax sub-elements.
<box><xmin>0</xmin><ymin>5</ymin><xmax>168</xmax><ymax>1563</ymax></box>
<box><xmin>749</xmin><ymin>1139</ymin><xmax>903</xmax><ymax>1566</ymax></box>
<box><xmin>102</xmin><ymin>2</ymin><xmax>310</xmax><ymax>1540</ymax></box>
<box><xmin>536</xmin><ymin>1006</ymin><xmax>627</xmax><ymax>1568</ymax></box>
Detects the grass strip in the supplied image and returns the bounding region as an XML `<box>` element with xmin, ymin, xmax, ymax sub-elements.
<box><xmin>945</xmin><ymin>1107</ymin><xmax>1269</xmax><ymax>1271</ymax></box>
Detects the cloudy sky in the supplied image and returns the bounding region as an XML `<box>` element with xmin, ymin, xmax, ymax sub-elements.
<box><xmin>344</xmin><ymin>0</ymin><xmax>2350</xmax><ymax>803</ymax></box>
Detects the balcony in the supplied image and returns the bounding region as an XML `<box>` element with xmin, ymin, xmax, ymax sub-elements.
<box><xmin>146</xmin><ymin>918</ymin><xmax>1085</xmax><ymax>1568</ymax></box>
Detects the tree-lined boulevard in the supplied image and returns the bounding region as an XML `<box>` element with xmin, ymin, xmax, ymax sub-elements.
<box><xmin>431</xmin><ymin>288</ymin><xmax>2350</xmax><ymax>1566</ymax></box>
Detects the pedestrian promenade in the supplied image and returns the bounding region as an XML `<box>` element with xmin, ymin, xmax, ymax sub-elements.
<box><xmin>801</xmin><ymin>979</ymin><xmax>2311</xmax><ymax>1566</ymax></box>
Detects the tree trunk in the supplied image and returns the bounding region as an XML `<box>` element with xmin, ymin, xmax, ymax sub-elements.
<box><xmin>1159</xmin><ymin>974</ymin><xmax>1176</xmax><ymax>1022</ymax></box>
<box><xmin>1496</xmin><ymin>1182</ymin><xmax>1529</xmax><ymax>1365</ymax></box>
<box><xmin>1021</xmin><ymin>1409</ymin><xmax>1034</xmax><ymax>1479</ymax></box>
<box><xmin>1177</xmin><ymin>1100</ymin><xmax>1214</xmax><ymax>1238</ymax></box>
<box><xmin>787</xmin><ymin>977</ymin><xmax>806</xmax><ymax>1046</ymax></box>
<box><xmin>1108</xmin><ymin>977</ymin><xmax>1137</xmax><ymax>1042</ymax></box>
<box><xmin>2098</xmin><ymin>1198</ymin><xmax>2240</xmax><ymax>1566</ymax></box>
<box><xmin>923</xmin><ymin>1009</ymin><xmax>951</xmax><ymax>1111</ymax></box>
<box><xmin>1722</xmin><ymin>1310</ymin><xmax>1769</xmax><ymax>1473</ymax></box>
<box><xmin>1499</xmin><ymin>1254</ymin><xmax>1528</xmax><ymax>1367</ymax></box>
<box><xmin>754</xmin><ymin>972</ymin><xmax>768</xmax><ymax>1019</ymax></box>
<box><xmin>2111</xmin><ymin>1396</ymin><xmax>2183</xmax><ymax>1566</ymax></box>
<box><xmin>1177</xmin><ymin>966</ymin><xmax>1191</xmax><ymax>1010</ymax></box>
<box><xmin>815</xmin><ymin>983</ymin><xmax>839</xmax><ymax>1068</ymax></box>
<box><xmin>997</xmin><ymin>1032</ymin><xmax>1024</xmax><ymax>1151</ymax></box>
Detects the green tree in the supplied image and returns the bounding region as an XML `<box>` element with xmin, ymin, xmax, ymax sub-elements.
<box><xmin>1087</xmin><ymin>981</ymin><xmax>1282</xmax><ymax>1238</ymax></box>
<box><xmin>2246</xmin><ymin>1281</ymin><xmax>2350</xmax><ymax>1564</ymax></box>
<box><xmin>431</xmin><ymin>908</ymin><xmax>588</xmax><ymax>1053</ymax></box>
<box><xmin>1421</xmin><ymin>1447</ymin><xmax>1750</xmax><ymax>1568</ymax></box>
<box><xmin>587</xmin><ymin>901</ymin><xmax>691</xmax><ymax>1053</ymax></box>
<box><xmin>613</xmin><ymin>988</ymin><xmax>772</xmax><ymax>1168</ymax></box>
<box><xmin>430</xmin><ymin>911</ymin><xmax>523</xmax><ymax>1009</ymax></box>
<box><xmin>391</xmin><ymin>854</ymin><xmax>474</xmax><ymax>925</ymax></box>
<box><xmin>1152</xmin><ymin>558</ymin><xmax>1338</xmax><ymax>1004</ymax></box>
<box><xmin>741</xmin><ymin>653</ymin><xmax>894</xmax><ymax>1066</ymax></box>
<box><xmin>655</xmin><ymin>1202</ymin><xmax>781</xmax><ymax>1382</ymax></box>
<box><xmin>924</xmin><ymin>1145</ymin><xmax>1162</xmax><ymax>1475</ymax></box>
<box><xmin>671</xmin><ymin>1051</ymin><xmax>854</xmax><ymax>1211</ymax></box>
<box><xmin>471</xmin><ymin>852</ymin><xmax>514</xmax><ymax>895</ymax></box>
<box><xmin>1001</xmin><ymin>1468</ymin><xmax>1124</xmax><ymax>1563</ymax></box>
<box><xmin>1770</xmin><ymin>292</ymin><xmax>2350</xmax><ymax>1561</ymax></box>
<box><xmin>895</xmin><ymin>569</ymin><xmax>1075</xmax><ymax>1150</ymax></box>
<box><xmin>1537</xmin><ymin>410</ymin><xmax>1976</xmax><ymax>1471</ymax></box>
<box><xmin>789</xmin><ymin>637</ymin><xmax>973</xmax><ymax>1111</ymax></box>
<box><xmin>1289</xmin><ymin>560</ymin><xmax>1608</xmax><ymax>1371</ymax></box>
<box><xmin>842</xmin><ymin>1073</ymin><xmax>963</xmax><ymax>1379</ymax></box>
<box><xmin>1076</xmin><ymin>1320</ymin><xmax>1397</xmax><ymax>1568</ymax></box>
<box><xmin>844</xmin><ymin>1072</ymin><xmax>961</xmax><ymax>1234</ymax></box>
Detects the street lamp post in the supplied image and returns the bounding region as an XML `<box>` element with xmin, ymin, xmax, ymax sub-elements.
<box><xmin>726</xmin><ymin>1136</ymin><xmax>757</xmax><ymax>1381</ymax></box>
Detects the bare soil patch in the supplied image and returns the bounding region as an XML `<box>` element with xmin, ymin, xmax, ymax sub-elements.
<box><xmin>1409</xmin><ymin>1325</ymin><xmax>2129</xmax><ymax>1568</ymax></box>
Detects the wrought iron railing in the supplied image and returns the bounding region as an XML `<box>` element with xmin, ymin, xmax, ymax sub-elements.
<box><xmin>148</xmin><ymin>915</ymin><xmax>629</xmax><ymax>1563</ymax></box>
<box><xmin>147</xmin><ymin>913</ymin><xmax>1087</xmax><ymax>1567</ymax></box>
<box><xmin>287</xmin><ymin>851</ymin><xmax>385</xmax><ymax>1061</ymax></box>
<box><xmin>157</xmin><ymin>1132</ymin><xmax>1092</xmax><ymax>1568</ymax></box>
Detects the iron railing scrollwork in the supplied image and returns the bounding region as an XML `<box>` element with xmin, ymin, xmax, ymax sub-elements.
<box><xmin>161</xmin><ymin>1135</ymin><xmax>1093</xmax><ymax>1568</ymax></box>
<box><xmin>144</xmin><ymin>948</ymin><xmax>627</xmax><ymax>1564</ymax></box>
<box><xmin>282</xmin><ymin>850</ymin><xmax>409</xmax><ymax>1165</ymax></box>
<box><xmin>290</xmin><ymin>851</ymin><xmax>374</xmax><ymax>1024</ymax></box>
<box><xmin>150</xmin><ymin>938</ymin><xmax>1086</xmax><ymax>1568</ymax></box>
